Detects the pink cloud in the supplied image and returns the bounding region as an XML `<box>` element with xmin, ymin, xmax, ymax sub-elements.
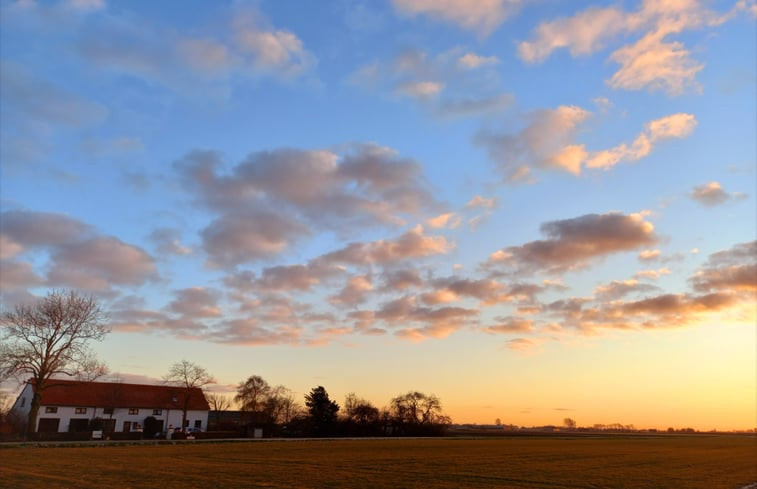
<box><xmin>486</xmin><ymin>212</ymin><xmax>657</xmax><ymax>274</ymax></box>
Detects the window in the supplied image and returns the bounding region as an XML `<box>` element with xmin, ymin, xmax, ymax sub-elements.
<box><xmin>20</xmin><ymin>397</ymin><xmax>25</xmax><ymax>407</ymax></box>
<box><xmin>153</xmin><ymin>409</ymin><xmax>162</xmax><ymax>415</ymax></box>
<box><xmin>75</xmin><ymin>407</ymin><xmax>87</xmax><ymax>415</ymax></box>
<box><xmin>103</xmin><ymin>407</ymin><xmax>114</xmax><ymax>415</ymax></box>
<box><xmin>194</xmin><ymin>420</ymin><xmax>201</xmax><ymax>428</ymax></box>
<box><xmin>128</xmin><ymin>408</ymin><xmax>139</xmax><ymax>415</ymax></box>
<box><xmin>45</xmin><ymin>407</ymin><xmax>58</xmax><ymax>414</ymax></box>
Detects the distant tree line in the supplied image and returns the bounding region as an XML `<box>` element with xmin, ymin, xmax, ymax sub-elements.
<box><xmin>212</xmin><ymin>375</ymin><xmax>451</xmax><ymax>437</ymax></box>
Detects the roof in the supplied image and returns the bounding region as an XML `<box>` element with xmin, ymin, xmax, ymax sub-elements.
<box><xmin>30</xmin><ymin>379</ymin><xmax>210</xmax><ymax>411</ymax></box>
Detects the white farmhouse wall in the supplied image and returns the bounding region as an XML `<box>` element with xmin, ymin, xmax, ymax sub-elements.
<box><xmin>10</xmin><ymin>383</ymin><xmax>33</xmax><ymax>419</ymax></box>
<box><xmin>34</xmin><ymin>406</ymin><xmax>210</xmax><ymax>433</ymax></box>
<box><xmin>10</xmin><ymin>382</ymin><xmax>210</xmax><ymax>434</ymax></box>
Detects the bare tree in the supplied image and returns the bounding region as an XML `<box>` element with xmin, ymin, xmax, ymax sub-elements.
<box><xmin>344</xmin><ymin>393</ymin><xmax>379</xmax><ymax>424</ymax></box>
<box><xmin>205</xmin><ymin>392</ymin><xmax>231</xmax><ymax>412</ymax></box>
<box><xmin>235</xmin><ymin>376</ymin><xmax>299</xmax><ymax>428</ymax></box>
<box><xmin>164</xmin><ymin>360</ymin><xmax>215</xmax><ymax>430</ymax></box>
<box><xmin>0</xmin><ymin>290</ymin><xmax>109</xmax><ymax>435</ymax></box>
<box><xmin>268</xmin><ymin>385</ymin><xmax>300</xmax><ymax>425</ymax></box>
<box><xmin>390</xmin><ymin>391</ymin><xmax>450</xmax><ymax>435</ymax></box>
<box><xmin>563</xmin><ymin>418</ymin><xmax>577</xmax><ymax>429</ymax></box>
<box><xmin>235</xmin><ymin>375</ymin><xmax>271</xmax><ymax>415</ymax></box>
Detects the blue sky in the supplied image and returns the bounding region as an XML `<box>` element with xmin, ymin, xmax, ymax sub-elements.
<box><xmin>1</xmin><ymin>0</ymin><xmax>755</xmax><ymax>429</ymax></box>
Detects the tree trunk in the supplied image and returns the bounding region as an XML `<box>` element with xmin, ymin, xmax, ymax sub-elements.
<box><xmin>27</xmin><ymin>390</ymin><xmax>41</xmax><ymax>437</ymax></box>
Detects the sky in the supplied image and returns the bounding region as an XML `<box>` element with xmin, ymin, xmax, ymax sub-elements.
<box><xmin>1</xmin><ymin>0</ymin><xmax>755</xmax><ymax>431</ymax></box>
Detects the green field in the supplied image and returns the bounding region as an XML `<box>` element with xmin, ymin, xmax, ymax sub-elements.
<box><xmin>1</xmin><ymin>435</ymin><xmax>755</xmax><ymax>488</ymax></box>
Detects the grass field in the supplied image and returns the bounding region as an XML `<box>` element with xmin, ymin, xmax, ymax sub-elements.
<box><xmin>1</xmin><ymin>435</ymin><xmax>755</xmax><ymax>488</ymax></box>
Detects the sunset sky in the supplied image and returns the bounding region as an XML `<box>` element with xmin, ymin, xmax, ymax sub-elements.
<box><xmin>1</xmin><ymin>0</ymin><xmax>755</xmax><ymax>431</ymax></box>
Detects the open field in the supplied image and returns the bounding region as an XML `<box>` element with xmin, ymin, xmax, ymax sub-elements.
<box><xmin>1</xmin><ymin>435</ymin><xmax>755</xmax><ymax>488</ymax></box>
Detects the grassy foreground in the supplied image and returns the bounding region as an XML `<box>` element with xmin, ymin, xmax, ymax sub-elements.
<box><xmin>1</xmin><ymin>435</ymin><xmax>755</xmax><ymax>488</ymax></box>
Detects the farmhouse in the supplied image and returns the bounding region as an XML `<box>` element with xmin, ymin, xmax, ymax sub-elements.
<box><xmin>10</xmin><ymin>379</ymin><xmax>210</xmax><ymax>434</ymax></box>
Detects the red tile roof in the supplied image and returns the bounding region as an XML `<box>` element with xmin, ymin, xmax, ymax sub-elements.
<box><xmin>31</xmin><ymin>379</ymin><xmax>210</xmax><ymax>411</ymax></box>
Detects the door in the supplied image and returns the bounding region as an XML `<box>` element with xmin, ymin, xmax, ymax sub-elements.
<box><xmin>122</xmin><ymin>421</ymin><xmax>132</xmax><ymax>432</ymax></box>
<box><xmin>38</xmin><ymin>418</ymin><xmax>60</xmax><ymax>433</ymax></box>
<box><xmin>69</xmin><ymin>418</ymin><xmax>89</xmax><ymax>432</ymax></box>
<box><xmin>103</xmin><ymin>419</ymin><xmax>116</xmax><ymax>433</ymax></box>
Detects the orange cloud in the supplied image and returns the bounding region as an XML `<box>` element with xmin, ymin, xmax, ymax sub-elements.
<box><xmin>587</xmin><ymin>113</ymin><xmax>697</xmax><ymax>170</ymax></box>
<box><xmin>690</xmin><ymin>181</ymin><xmax>746</xmax><ymax>206</ymax></box>
<box><xmin>484</xmin><ymin>318</ymin><xmax>535</xmax><ymax>334</ymax></box>
<box><xmin>518</xmin><ymin>0</ymin><xmax>746</xmax><ymax>94</ymax></box>
<box><xmin>322</xmin><ymin>225</ymin><xmax>452</xmax><ymax>265</ymax></box>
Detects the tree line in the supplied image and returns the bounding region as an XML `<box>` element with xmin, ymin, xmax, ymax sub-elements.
<box><xmin>212</xmin><ymin>373</ymin><xmax>451</xmax><ymax>437</ymax></box>
<box><xmin>0</xmin><ymin>290</ymin><xmax>450</xmax><ymax>438</ymax></box>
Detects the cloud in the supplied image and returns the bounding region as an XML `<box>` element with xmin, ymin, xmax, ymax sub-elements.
<box><xmin>168</xmin><ymin>287</ymin><xmax>222</xmax><ymax>318</ymax></box>
<box><xmin>634</xmin><ymin>267</ymin><xmax>671</xmax><ymax>280</ymax></box>
<box><xmin>177</xmin><ymin>144</ymin><xmax>438</xmax><ymax>231</ymax></box>
<box><xmin>690</xmin><ymin>241</ymin><xmax>756</xmax><ymax>293</ymax></box>
<box><xmin>531</xmin><ymin>242</ymin><xmax>756</xmax><ymax>334</ymax></box>
<box><xmin>0</xmin><ymin>236</ymin><xmax>24</xmax><ymax>260</ymax></box>
<box><xmin>0</xmin><ymin>210</ymin><xmax>93</xmax><ymax>250</ymax></box>
<box><xmin>478</xmin><ymin>108</ymin><xmax>696</xmax><ymax>178</ymax></box>
<box><xmin>476</xmin><ymin>105</ymin><xmax>591</xmax><ymax>181</ymax></box>
<box><xmin>0</xmin><ymin>210</ymin><xmax>158</xmax><ymax>294</ymax></box>
<box><xmin>64</xmin><ymin>0</ymin><xmax>106</xmax><ymax>12</ymax></box>
<box><xmin>372</xmin><ymin>295</ymin><xmax>478</xmax><ymax>339</ymax></box>
<box><xmin>47</xmin><ymin>236</ymin><xmax>158</xmax><ymax>290</ymax></box>
<box><xmin>380</xmin><ymin>269</ymin><xmax>425</xmax><ymax>291</ymax></box>
<box><xmin>175</xmin><ymin>144</ymin><xmax>441</xmax><ymax>267</ymax></box>
<box><xmin>321</xmin><ymin>225</ymin><xmax>452</xmax><ymax>266</ymax></box>
<box><xmin>422</xmin><ymin>278</ymin><xmax>544</xmax><ymax>306</ymax></box>
<box><xmin>208</xmin><ymin>319</ymin><xmax>302</xmax><ymax>346</ymax></box>
<box><xmin>517</xmin><ymin>0</ymin><xmax>747</xmax><ymax>94</ymax></box>
<box><xmin>349</xmin><ymin>47</ymin><xmax>510</xmax><ymax>117</ymax></box>
<box><xmin>484</xmin><ymin>317</ymin><xmax>534</xmax><ymax>334</ymax></box>
<box><xmin>485</xmin><ymin>212</ymin><xmax>657</xmax><ymax>274</ymax></box>
<box><xmin>391</xmin><ymin>0</ymin><xmax>522</xmax><ymax>36</ymax></box>
<box><xmin>232</xmin><ymin>7</ymin><xmax>316</xmax><ymax>78</ymax></box>
<box><xmin>594</xmin><ymin>279</ymin><xmax>660</xmax><ymax>300</ymax></box>
<box><xmin>518</xmin><ymin>6</ymin><xmax>627</xmax><ymax>63</ymax></box>
<box><xmin>0</xmin><ymin>61</ymin><xmax>107</xmax><ymax>128</ymax></box>
<box><xmin>587</xmin><ymin>113</ymin><xmax>697</xmax><ymax>170</ymax></box>
<box><xmin>396</xmin><ymin>80</ymin><xmax>444</xmax><ymax>98</ymax></box>
<box><xmin>0</xmin><ymin>260</ymin><xmax>45</xmax><ymax>290</ymax></box>
<box><xmin>466</xmin><ymin>195</ymin><xmax>496</xmax><ymax>209</ymax></box>
<box><xmin>76</xmin><ymin>2</ymin><xmax>315</xmax><ymax>90</ymax></box>
<box><xmin>435</xmin><ymin>93</ymin><xmax>514</xmax><ymax>118</ymax></box>
<box><xmin>638</xmin><ymin>249</ymin><xmax>661</xmax><ymax>261</ymax></box>
<box><xmin>251</xmin><ymin>262</ymin><xmax>343</xmax><ymax>293</ymax></box>
<box><xmin>149</xmin><ymin>228</ymin><xmax>192</xmax><ymax>256</ymax></box>
<box><xmin>329</xmin><ymin>275</ymin><xmax>374</xmax><ymax>307</ymax></box>
<box><xmin>201</xmin><ymin>211</ymin><xmax>308</xmax><ymax>268</ymax></box>
<box><xmin>607</xmin><ymin>31</ymin><xmax>703</xmax><ymax>95</ymax></box>
<box><xmin>690</xmin><ymin>181</ymin><xmax>745</xmax><ymax>206</ymax></box>
<box><xmin>427</xmin><ymin>212</ymin><xmax>461</xmax><ymax>229</ymax></box>
<box><xmin>457</xmin><ymin>52</ymin><xmax>500</xmax><ymax>69</ymax></box>
<box><xmin>505</xmin><ymin>337</ymin><xmax>544</xmax><ymax>351</ymax></box>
